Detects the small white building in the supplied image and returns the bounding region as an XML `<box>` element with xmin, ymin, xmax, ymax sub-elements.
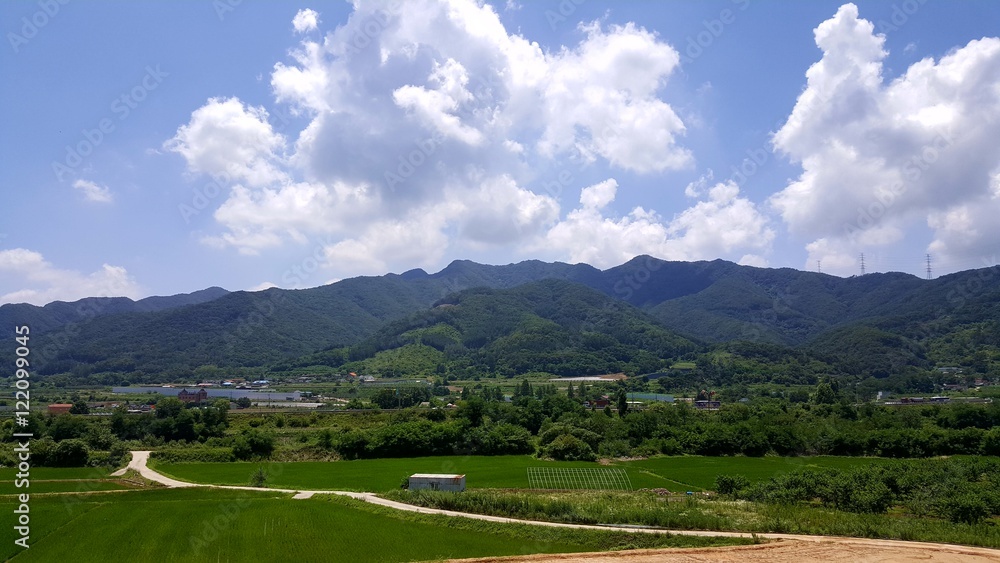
<box><xmin>408</xmin><ymin>473</ymin><xmax>466</xmax><ymax>492</ymax></box>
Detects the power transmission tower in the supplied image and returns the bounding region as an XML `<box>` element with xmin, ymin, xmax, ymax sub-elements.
<box><xmin>817</xmin><ymin>260</ymin><xmax>822</xmax><ymax>274</ymax></box>
<box><xmin>860</xmin><ymin>253</ymin><xmax>865</xmax><ymax>275</ymax></box>
<box><xmin>926</xmin><ymin>254</ymin><xmax>932</xmax><ymax>280</ymax></box>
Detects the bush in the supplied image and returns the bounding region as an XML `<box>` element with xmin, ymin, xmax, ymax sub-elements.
<box><xmin>335</xmin><ymin>431</ymin><xmax>371</xmax><ymax>460</ymax></box>
<box><xmin>249</xmin><ymin>467</ymin><xmax>269</xmax><ymax>487</ymax></box>
<box><xmin>539</xmin><ymin>434</ymin><xmax>596</xmax><ymax>461</ymax></box>
<box><xmin>150</xmin><ymin>447</ymin><xmax>234</xmax><ymax>463</ymax></box>
<box><xmin>715</xmin><ymin>474</ymin><xmax>749</xmax><ymax>496</ymax></box>
<box><xmin>942</xmin><ymin>492</ymin><xmax>990</xmax><ymax>525</ymax></box>
<box><xmin>51</xmin><ymin>439</ymin><xmax>90</xmax><ymax>467</ymax></box>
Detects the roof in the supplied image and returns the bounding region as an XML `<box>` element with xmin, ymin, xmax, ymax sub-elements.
<box><xmin>49</xmin><ymin>403</ymin><xmax>73</xmax><ymax>407</ymax></box>
<box><xmin>409</xmin><ymin>474</ymin><xmax>465</xmax><ymax>479</ymax></box>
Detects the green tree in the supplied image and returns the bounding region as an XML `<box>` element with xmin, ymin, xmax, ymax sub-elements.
<box><xmin>812</xmin><ymin>382</ymin><xmax>838</xmax><ymax>405</ymax></box>
<box><xmin>616</xmin><ymin>390</ymin><xmax>628</xmax><ymax>418</ymax></box>
<box><xmin>51</xmin><ymin>439</ymin><xmax>90</xmax><ymax>467</ymax></box>
<box><xmin>69</xmin><ymin>400</ymin><xmax>90</xmax><ymax>415</ymax></box>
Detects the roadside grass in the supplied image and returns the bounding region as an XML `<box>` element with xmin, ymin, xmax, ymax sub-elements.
<box><xmin>0</xmin><ymin>488</ymin><xmax>749</xmax><ymax>562</ymax></box>
<box><xmin>384</xmin><ymin>489</ymin><xmax>1000</xmax><ymax>549</ymax></box>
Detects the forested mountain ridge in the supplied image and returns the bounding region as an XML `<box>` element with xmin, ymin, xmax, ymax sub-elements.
<box><xmin>6</xmin><ymin>256</ymin><xmax>999</xmax><ymax>383</ymax></box>
<box><xmin>0</xmin><ymin>286</ymin><xmax>230</xmax><ymax>336</ymax></box>
<box><xmin>275</xmin><ymin>279</ymin><xmax>699</xmax><ymax>379</ymax></box>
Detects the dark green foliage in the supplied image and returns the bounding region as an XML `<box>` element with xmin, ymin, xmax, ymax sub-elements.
<box><xmin>714</xmin><ymin>474</ymin><xmax>749</xmax><ymax>495</ymax></box>
<box><xmin>9</xmin><ymin>257</ymin><xmax>1000</xmax><ymax>388</ymax></box>
<box><xmin>539</xmin><ymin>434</ymin><xmax>596</xmax><ymax>461</ymax></box>
<box><xmin>232</xmin><ymin>429</ymin><xmax>275</xmax><ymax>460</ymax></box>
<box><xmin>69</xmin><ymin>400</ymin><xmax>90</xmax><ymax>415</ymax></box>
<box><xmin>50</xmin><ymin>439</ymin><xmax>89</xmax><ymax>467</ymax></box>
<box><xmin>723</xmin><ymin>457</ymin><xmax>1000</xmax><ymax>522</ymax></box>
<box><xmin>248</xmin><ymin>466</ymin><xmax>269</xmax><ymax>487</ymax></box>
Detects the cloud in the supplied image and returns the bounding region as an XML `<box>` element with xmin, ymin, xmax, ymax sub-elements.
<box><xmin>292</xmin><ymin>8</ymin><xmax>319</xmax><ymax>33</ymax></box>
<box><xmin>164</xmin><ymin>97</ymin><xmax>289</xmax><ymax>189</ymax></box>
<box><xmin>543</xmin><ymin>179</ymin><xmax>773</xmax><ymax>268</ymax></box>
<box><xmin>72</xmin><ymin>179</ymin><xmax>113</xmax><ymax>203</ymax></box>
<box><xmin>0</xmin><ymin>248</ymin><xmax>141</xmax><ymax>305</ymax></box>
<box><xmin>770</xmin><ymin>3</ymin><xmax>1000</xmax><ymax>274</ymax></box>
<box><xmin>248</xmin><ymin>281</ymin><xmax>278</xmax><ymax>292</ymax></box>
<box><xmin>166</xmin><ymin>0</ymin><xmax>694</xmax><ymax>276</ymax></box>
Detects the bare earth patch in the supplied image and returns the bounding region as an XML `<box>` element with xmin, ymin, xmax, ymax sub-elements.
<box><xmin>448</xmin><ymin>538</ymin><xmax>1000</xmax><ymax>562</ymax></box>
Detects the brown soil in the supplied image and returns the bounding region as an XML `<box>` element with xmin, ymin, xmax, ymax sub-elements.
<box><xmin>447</xmin><ymin>538</ymin><xmax>1000</xmax><ymax>563</ymax></box>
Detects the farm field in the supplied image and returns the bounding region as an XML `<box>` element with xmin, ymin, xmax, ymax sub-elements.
<box><xmin>625</xmin><ymin>455</ymin><xmax>899</xmax><ymax>490</ymax></box>
<box><xmin>0</xmin><ymin>467</ymin><xmax>127</xmax><ymax>494</ymax></box>
<box><xmin>152</xmin><ymin>455</ymin><xmax>648</xmax><ymax>491</ymax></box>
<box><xmin>152</xmin><ymin>455</ymin><xmax>898</xmax><ymax>492</ymax></box>
<box><xmin>0</xmin><ymin>488</ymin><xmax>746</xmax><ymax>562</ymax></box>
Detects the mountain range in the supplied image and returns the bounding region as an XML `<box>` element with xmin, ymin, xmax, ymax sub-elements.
<box><xmin>3</xmin><ymin>256</ymin><xmax>998</xmax><ymax>384</ymax></box>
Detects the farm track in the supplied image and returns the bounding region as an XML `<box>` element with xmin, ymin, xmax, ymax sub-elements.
<box><xmin>111</xmin><ymin>451</ymin><xmax>1000</xmax><ymax>562</ymax></box>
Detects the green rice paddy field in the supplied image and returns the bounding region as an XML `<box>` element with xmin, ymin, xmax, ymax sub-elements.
<box><xmin>152</xmin><ymin>455</ymin><xmax>893</xmax><ymax>492</ymax></box>
<box><xmin>0</xmin><ymin>488</ymin><xmax>746</xmax><ymax>562</ymax></box>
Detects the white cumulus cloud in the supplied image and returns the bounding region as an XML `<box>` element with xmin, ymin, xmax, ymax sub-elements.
<box><xmin>72</xmin><ymin>179</ymin><xmax>113</xmax><ymax>203</ymax></box>
<box><xmin>0</xmin><ymin>248</ymin><xmax>141</xmax><ymax>305</ymax></box>
<box><xmin>770</xmin><ymin>3</ymin><xmax>1000</xmax><ymax>274</ymax></box>
<box><xmin>292</xmin><ymin>8</ymin><xmax>319</xmax><ymax>33</ymax></box>
<box><xmin>543</xmin><ymin>179</ymin><xmax>773</xmax><ymax>268</ymax></box>
<box><xmin>166</xmin><ymin>0</ymin><xmax>698</xmax><ymax>279</ymax></box>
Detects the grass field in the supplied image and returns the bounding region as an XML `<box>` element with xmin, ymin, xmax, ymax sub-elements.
<box><xmin>0</xmin><ymin>467</ymin><xmax>127</xmax><ymax>495</ymax></box>
<box><xmin>625</xmin><ymin>455</ymin><xmax>898</xmax><ymax>490</ymax></box>
<box><xmin>153</xmin><ymin>455</ymin><xmax>895</xmax><ymax>493</ymax></box>
<box><xmin>0</xmin><ymin>467</ymin><xmax>111</xmax><ymax>481</ymax></box>
<box><xmin>0</xmin><ymin>488</ymin><xmax>747</xmax><ymax>562</ymax></box>
<box><xmin>152</xmin><ymin>455</ymin><xmax>633</xmax><ymax>491</ymax></box>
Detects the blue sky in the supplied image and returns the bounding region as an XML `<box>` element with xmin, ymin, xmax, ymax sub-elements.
<box><xmin>2</xmin><ymin>0</ymin><xmax>1000</xmax><ymax>305</ymax></box>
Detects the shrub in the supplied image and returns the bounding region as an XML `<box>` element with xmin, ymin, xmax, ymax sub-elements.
<box><xmin>51</xmin><ymin>439</ymin><xmax>90</xmax><ymax>467</ymax></box>
<box><xmin>249</xmin><ymin>467</ymin><xmax>269</xmax><ymax>487</ymax></box>
<box><xmin>715</xmin><ymin>474</ymin><xmax>749</xmax><ymax>496</ymax></box>
<box><xmin>942</xmin><ymin>492</ymin><xmax>989</xmax><ymax>525</ymax></box>
<box><xmin>150</xmin><ymin>447</ymin><xmax>234</xmax><ymax>463</ymax></box>
<box><xmin>540</xmin><ymin>434</ymin><xmax>596</xmax><ymax>461</ymax></box>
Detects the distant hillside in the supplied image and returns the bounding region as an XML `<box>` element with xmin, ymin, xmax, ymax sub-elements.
<box><xmin>0</xmin><ymin>287</ymin><xmax>230</xmax><ymax>336</ymax></box>
<box><xmin>9</xmin><ymin>256</ymin><xmax>1000</xmax><ymax>383</ymax></box>
<box><xmin>276</xmin><ymin>279</ymin><xmax>698</xmax><ymax>378</ymax></box>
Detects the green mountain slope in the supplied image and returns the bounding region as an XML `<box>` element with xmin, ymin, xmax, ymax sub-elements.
<box><xmin>278</xmin><ymin>279</ymin><xmax>699</xmax><ymax>378</ymax></box>
<box><xmin>10</xmin><ymin>256</ymin><xmax>1000</xmax><ymax>382</ymax></box>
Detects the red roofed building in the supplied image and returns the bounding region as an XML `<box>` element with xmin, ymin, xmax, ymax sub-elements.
<box><xmin>48</xmin><ymin>403</ymin><xmax>73</xmax><ymax>415</ymax></box>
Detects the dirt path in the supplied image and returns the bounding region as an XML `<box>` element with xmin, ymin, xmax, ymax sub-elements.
<box><xmin>125</xmin><ymin>451</ymin><xmax>1000</xmax><ymax>562</ymax></box>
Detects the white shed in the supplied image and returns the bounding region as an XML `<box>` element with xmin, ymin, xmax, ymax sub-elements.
<box><xmin>408</xmin><ymin>473</ymin><xmax>466</xmax><ymax>492</ymax></box>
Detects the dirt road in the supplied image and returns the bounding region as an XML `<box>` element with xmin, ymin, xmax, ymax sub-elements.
<box><xmin>124</xmin><ymin>451</ymin><xmax>1000</xmax><ymax>562</ymax></box>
